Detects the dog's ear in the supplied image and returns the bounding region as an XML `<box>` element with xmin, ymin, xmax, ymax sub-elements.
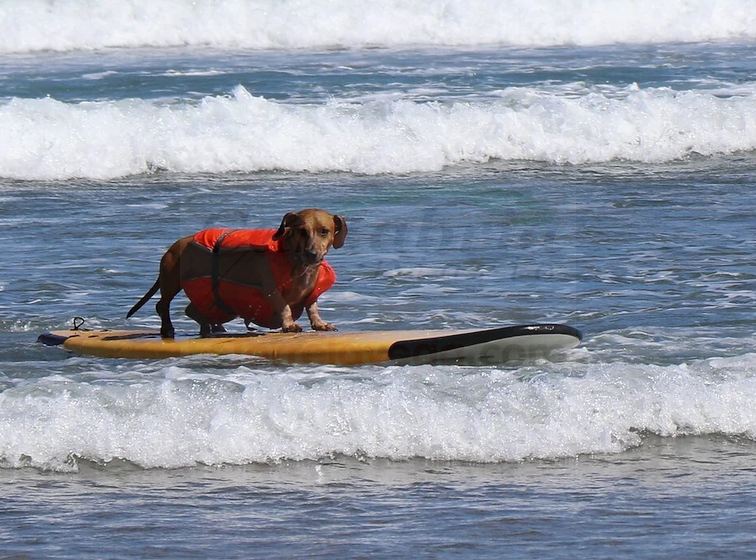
<box><xmin>333</xmin><ymin>215</ymin><xmax>347</xmax><ymax>249</ymax></box>
<box><xmin>273</xmin><ymin>212</ymin><xmax>302</xmax><ymax>240</ymax></box>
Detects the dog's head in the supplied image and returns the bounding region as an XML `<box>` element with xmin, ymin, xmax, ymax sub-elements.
<box><xmin>273</xmin><ymin>209</ymin><xmax>347</xmax><ymax>265</ymax></box>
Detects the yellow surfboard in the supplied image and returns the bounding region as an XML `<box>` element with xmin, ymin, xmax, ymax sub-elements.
<box><xmin>38</xmin><ymin>324</ymin><xmax>582</xmax><ymax>366</ymax></box>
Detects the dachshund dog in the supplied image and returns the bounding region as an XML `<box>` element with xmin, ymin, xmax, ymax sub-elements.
<box><xmin>127</xmin><ymin>209</ymin><xmax>347</xmax><ymax>338</ymax></box>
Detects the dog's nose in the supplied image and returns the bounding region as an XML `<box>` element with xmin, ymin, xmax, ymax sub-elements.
<box><xmin>305</xmin><ymin>248</ymin><xmax>320</xmax><ymax>262</ymax></box>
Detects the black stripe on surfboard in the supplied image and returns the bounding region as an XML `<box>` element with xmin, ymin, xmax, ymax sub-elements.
<box><xmin>387</xmin><ymin>324</ymin><xmax>582</xmax><ymax>362</ymax></box>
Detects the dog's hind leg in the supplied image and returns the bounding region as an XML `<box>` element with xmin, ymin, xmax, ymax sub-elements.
<box><xmin>155</xmin><ymin>251</ymin><xmax>182</xmax><ymax>339</ymax></box>
<box><xmin>156</xmin><ymin>288</ymin><xmax>178</xmax><ymax>338</ymax></box>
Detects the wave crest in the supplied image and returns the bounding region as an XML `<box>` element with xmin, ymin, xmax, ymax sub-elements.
<box><xmin>1</xmin><ymin>85</ymin><xmax>754</xmax><ymax>180</ymax></box>
<box><xmin>3</xmin><ymin>355</ymin><xmax>756</xmax><ymax>471</ymax></box>
<box><xmin>1</xmin><ymin>0</ymin><xmax>755</xmax><ymax>54</ymax></box>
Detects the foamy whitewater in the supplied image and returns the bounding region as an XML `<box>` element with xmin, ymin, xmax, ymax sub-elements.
<box><xmin>2</xmin><ymin>2</ymin><xmax>756</xmax><ymax>558</ymax></box>
<box><xmin>1</xmin><ymin>0</ymin><xmax>755</xmax><ymax>53</ymax></box>
<box><xmin>2</xmin><ymin>84</ymin><xmax>756</xmax><ymax>180</ymax></box>
<box><xmin>4</xmin><ymin>355</ymin><xmax>756</xmax><ymax>471</ymax></box>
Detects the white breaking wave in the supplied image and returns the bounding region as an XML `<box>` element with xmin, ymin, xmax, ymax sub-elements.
<box><xmin>0</xmin><ymin>0</ymin><xmax>754</xmax><ymax>53</ymax></box>
<box><xmin>1</xmin><ymin>84</ymin><xmax>754</xmax><ymax>180</ymax></box>
<box><xmin>2</xmin><ymin>355</ymin><xmax>756</xmax><ymax>471</ymax></box>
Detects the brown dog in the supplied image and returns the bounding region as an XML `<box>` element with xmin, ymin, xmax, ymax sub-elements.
<box><xmin>126</xmin><ymin>209</ymin><xmax>347</xmax><ymax>338</ymax></box>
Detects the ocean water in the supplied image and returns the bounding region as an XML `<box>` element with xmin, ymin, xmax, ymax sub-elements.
<box><xmin>2</xmin><ymin>1</ymin><xmax>756</xmax><ymax>558</ymax></box>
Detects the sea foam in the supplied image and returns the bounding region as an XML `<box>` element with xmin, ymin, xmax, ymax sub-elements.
<box><xmin>1</xmin><ymin>85</ymin><xmax>754</xmax><ymax>180</ymax></box>
<box><xmin>2</xmin><ymin>355</ymin><xmax>756</xmax><ymax>471</ymax></box>
<box><xmin>0</xmin><ymin>0</ymin><xmax>754</xmax><ymax>54</ymax></box>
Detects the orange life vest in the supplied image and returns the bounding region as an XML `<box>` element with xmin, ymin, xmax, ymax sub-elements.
<box><xmin>181</xmin><ymin>228</ymin><xmax>336</xmax><ymax>328</ymax></box>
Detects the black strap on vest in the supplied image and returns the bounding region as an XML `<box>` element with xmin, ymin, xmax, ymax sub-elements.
<box><xmin>211</xmin><ymin>230</ymin><xmax>238</xmax><ymax>317</ymax></box>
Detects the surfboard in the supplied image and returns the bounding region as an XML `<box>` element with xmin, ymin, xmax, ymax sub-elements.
<box><xmin>38</xmin><ymin>324</ymin><xmax>582</xmax><ymax>366</ymax></box>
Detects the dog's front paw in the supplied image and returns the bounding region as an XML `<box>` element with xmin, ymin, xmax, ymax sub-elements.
<box><xmin>312</xmin><ymin>322</ymin><xmax>337</xmax><ymax>332</ymax></box>
<box><xmin>281</xmin><ymin>323</ymin><xmax>303</xmax><ymax>333</ymax></box>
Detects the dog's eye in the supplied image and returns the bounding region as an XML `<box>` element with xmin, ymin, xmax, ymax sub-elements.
<box><xmin>319</xmin><ymin>228</ymin><xmax>330</xmax><ymax>237</ymax></box>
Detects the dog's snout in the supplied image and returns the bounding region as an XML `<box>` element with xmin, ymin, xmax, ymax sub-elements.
<box><xmin>304</xmin><ymin>247</ymin><xmax>320</xmax><ymax>262</ymax></box>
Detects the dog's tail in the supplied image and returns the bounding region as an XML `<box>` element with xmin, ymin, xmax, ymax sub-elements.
<box><xmin>126</xmin><ymin>279</ymin><xmax>160</xmax><ymax>318</ymax></box>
